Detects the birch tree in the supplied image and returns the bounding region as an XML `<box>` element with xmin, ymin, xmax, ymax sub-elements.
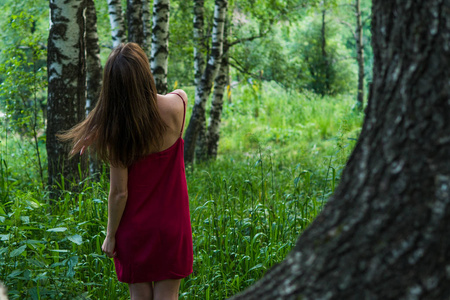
<box><xmin>142</xmin><ymin>0</ymin><xmax>152</xmax><ymax>57</ymax></box>
<box><xmin>151</xmin><ymin>0</ymin><xmax>170</xmax><ymax>94</ymax></box>
<box><xmin>127</xmin><ymin>0</ymin><xmax>144</xmax><ymax>45</ymax></box>
<box><xmin>189</xmin><ymin>0</ymin><xmax>310</xmax><ymax>162</ymax></box>
<box><xmin>47</xmin><ymin>0</ymin><xmax>87</xmax><ymax>190</ymax></box>
<box><xmin>229</xmin><ymin>0</ymin><xmax>450</xmax><ymax>298</ymax></box>
<box><xmin>339</xmin><ymin>0</ymin><xmax>367</xmax><ymax>109</ymax></box>
<box><xmin>184</xmin><ymin>0</ymin><xmax>228</xmax><ymax>163</ymax></box>
<box><xmin>204</xmin><ymin>51</ymin><xmax>229</xmax><ymax>159</ymax></box>
<box><xmin>107</xmin><ymin>0</ymin><xmax>126</xmax><ymax>47</ymax></box>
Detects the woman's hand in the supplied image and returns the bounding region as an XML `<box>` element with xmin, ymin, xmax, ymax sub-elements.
<box><xmin>102</xmin><ymin>236</ymin><xmax>116</xmax><ymax>258</ymax></box>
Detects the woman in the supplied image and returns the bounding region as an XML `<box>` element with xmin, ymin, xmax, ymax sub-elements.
<box><xmin>59</xmin><ymin>43</ymin><xmax>193</xmax><ymax>300</ymax></box>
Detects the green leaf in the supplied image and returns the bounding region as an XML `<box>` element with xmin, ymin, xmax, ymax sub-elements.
<box><xmin>10</xmin><ymin>244</ymin><xmax>26</xmax><ymax>257</ymax></box>
<box><xmin>7</xmin><ymin>269</ymin><xmax>23</xmax><ymax>278</ymax></box>
<box><xmin>67</xmin><ymin>234</ymin><xmax>82</xmax><ymax>245</ymax></box>
<box><xmin>27</xmin><ymin>258</ymin><xmax>46</xmax><ymax>268</ymax></box>
<box><xmin>46</xmin><ymin>227</ymin><xmax>67</xmax><ymax>232</ymax></box>
<box><xmin>248</xmin><ymin>263</ymin><xmax>264</xmax><ymax>272</ymax></box>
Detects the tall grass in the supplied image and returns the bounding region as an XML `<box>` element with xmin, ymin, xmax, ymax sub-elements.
<box><xmin>0</xmin><ymin>82</ymin><xmax>363</xmax><ymax>299</ymax></box>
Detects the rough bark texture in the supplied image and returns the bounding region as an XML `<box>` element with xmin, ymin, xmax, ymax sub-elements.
<box><xmin>142</xmin><ymin>0</ymin><xmax>152</xmax><ymax>57</ymax></box>
<box><xmin>127</xmin><ymin>0</ymin><xmax>144</xmax><ymax>45</ymax></box>
<box><xmin>184</xmin><ymin>0</ymin><xmax>228</xmax><ymax>163</ymax></box>
<box><xmin>151</xmin><ymin>0</ymin><xmax>170</xmax><ymax>94</ymax></box>
<box><xmin>86</xmin><ymin>0</ymin><xmax>102</xmax><ymax>114</ymax></box>
<box><xmin>204</xmin><ymin>52</ymin><xmax>228</xmax><ymax>159</ymax></box>
<box><xmin>355</xmin><ymin>0</ymin><xmax>364</xmax><ymax>109</ymax></box>
<box><xmin>229</xmin><ymin>1</ymin><xmax>450</xmax><ymax>299</ymax></box>
<box><xmin>193</xmin><ymin>0</ymin><xmax>206</xmax><ymax>86</ymax></box>
<box><xmin>47</xmin><ymin>0</ymin><xmax>87</xmax><ymax>190</ymax></box>
<box><xmin>86</xmin><ymin>0</ymin><xmax>103</xmax><ymax>175</ymax></box>
<box><xmin>107</xmin><ymin>0</ymin><xmax>126</xmax><ymax>47</ymax></box>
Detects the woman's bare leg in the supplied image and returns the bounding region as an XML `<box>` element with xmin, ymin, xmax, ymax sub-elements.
<box><xmin>153</xmin><ymin>279</ymin><xmax>181</xmax><ymax>300</ymax></box>
<box><xmin>129</xmin><ymin>282</ymin><xmax>153</xmax><ymax>300</ymax></box>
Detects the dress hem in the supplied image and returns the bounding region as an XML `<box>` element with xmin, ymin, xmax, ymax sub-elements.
<box><xmin>117</xmin><ymin>270</ymin><xmax>193</xmax><ymax>284</ymax></box>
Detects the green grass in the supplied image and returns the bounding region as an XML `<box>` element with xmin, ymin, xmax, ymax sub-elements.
<box><xmin>0</xmin><ymin>82</ymin><xmax>363</xmax><ymax>299</ymax></box>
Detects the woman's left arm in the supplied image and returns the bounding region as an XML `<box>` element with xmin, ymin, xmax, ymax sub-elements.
<box><xmin>102</xmin><ymin>165</ymin><xmax>128</xmax><ymax>258</ymax></box>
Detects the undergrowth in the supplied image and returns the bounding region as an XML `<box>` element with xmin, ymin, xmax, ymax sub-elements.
<box><xmin>0</xmin><ymin>82</ymin><xmax>363</xmax><ymax>299</ymax></box>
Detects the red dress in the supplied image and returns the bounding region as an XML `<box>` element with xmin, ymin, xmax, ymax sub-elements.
<box><xmin>113</xmin><ymin>93</ymin><xmax>193</xmax><ymax>283</ymax></box>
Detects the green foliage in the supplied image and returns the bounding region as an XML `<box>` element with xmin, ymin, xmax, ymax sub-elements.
<box><xmin>167</xmin><ymin>0</ymin><xmax>195</xmax><ymax>88</ymax></box>
<box><xmin>295</xmin><ymin>13</ymin><xmax>356</xmax><ymax>95</ymax></box>
<box><xmin>0</xmin><ymin>8</ymin><xmax>47</xmax><ymax>136</ymax></box>
<box><xmin>220</xmin><ymin>81</ymin><xmax>362</xmax><ymax>161</ymax></box>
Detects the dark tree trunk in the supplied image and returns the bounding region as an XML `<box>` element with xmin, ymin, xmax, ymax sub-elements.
<box><xmin>127</xmin><ymin>0</ymin><xmax>144</xmax><ymax>45</ymax></box>
<box><xmin>355</xmin><ymin>0</ymin><xmax>364</xmax><ymax>109</ymax></box>
<box><xmin>142</xmin><ymin>0</ymin><xmax>152</xmax><ymax>57</ymax></box>
<box><xmin>47</xmin><ymin>0</ymin><xmax>88</xmax><ymax>191</ymax></box>
<box><xmin>184</xmin><ymin>0</ymin><xmax>228</xmax><ymax>164</ymax></box>
<box><xmin>193</xmin><ymin>0</ymin><xmax>206</xmax><ymax>86</ymax></box>
<box><xmin>230</xmin><ymin>1</ymin><xmax>450</xmax><ymax>299</ymax></box>
<box><xmin>321</xmin><ymin>8</ymin><xmax>330</xmax><ymax>94</ymax></box>
<box><xmin>86</xmin><ymin>0</ymin><xmax>102</xmax><ymax>114</ymax></box>
<box><xmin>151</xmin><ymin>0</ymin><xmax>170</xmax><ymax>94</ymax></box>
<box><xmin>191</xmin><ymin>0</ymin><xmax>207</xmax><ymax>160</ymax></box>
<box><xmin>86</xmin><ymin>0</ymin><xmax>103</xmax><ymax>176</ymax></box>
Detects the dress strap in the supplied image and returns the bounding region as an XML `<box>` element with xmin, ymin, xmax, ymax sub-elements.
<box><xmin>168</xmin><ymin>92</ymin><xmax>186</xmax><ymax>137</ymax></box>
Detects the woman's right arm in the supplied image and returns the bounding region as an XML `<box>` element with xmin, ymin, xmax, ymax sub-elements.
<box><xmin>102</xmin><ymin>165</ymin><xmax>128</xmax><ymax>258</ymax></box>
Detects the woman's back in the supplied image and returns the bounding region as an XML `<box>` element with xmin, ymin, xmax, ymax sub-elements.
<box><xmin>155</xmin><ymin>90</ymin><xmax>188</xmax><ymax>153</ymax></box>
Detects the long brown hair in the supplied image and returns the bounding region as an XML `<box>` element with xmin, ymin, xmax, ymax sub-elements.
<box><xmin>58</xmin><ymin>43</ymin><xmax>167</xmax><ymax>167</ymax></box>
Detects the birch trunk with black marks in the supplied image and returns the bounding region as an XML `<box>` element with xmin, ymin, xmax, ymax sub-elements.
<box><xmin>184</xmin><ymin>0</ymin><xmax>227</xmax><ymax>163</ymax></box>
<box><xmin>193</xmin><ymin>0</ymin><xmax>206</xmax><ymax>86</ymax></box>
<box><xmin>142</xmin><ymin>0</ymin><xmax>152</xmax><ymax>57</ymax></box>
<box><xmin>127</xmin><ymin>0</ymin><xmax>144</xmax><ymax>45</ymax></box>
<box><xmin>107</xmin><ymin>0</ymin><xmax>126</xmax><ymax>47</ymax></box>
<box><xmin>151</xmin><ymin>0</ymin><xmax>170</xmax><ymax>94</ymax></box>
<box><xmin>47</xmin><ymin>0</ymin><xmax>87</xmax><ymax>191</ymax></box>
<box><xmin>355</xmin><ymin>0</ymin><xmax>364</xmax><ymax>109</ymax></box>
<box><xmin>229</xmin><ymin>1</ymin><xmax>450</xmax><ymax>299</ymax></box>
<box><xmin>204</xmin><ymin>52</ymin><xmax>229</xmax><ymax>159</ymax></box>
<box><xmin>86</xmin><ymin>0</ymin><xmax>103</xmax><ymax>175</ymax></box>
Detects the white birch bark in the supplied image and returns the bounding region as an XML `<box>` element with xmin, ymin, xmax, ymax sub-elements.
<box><xmin>151</xmin><ymin>0</ymin><xmax>170</xmax><ymax>94</ymax></box>
<box><xmin>184</xmin><ymin>0</ymin><xmax>228</xmax><ymax>163</ymax></box>
<box><xmin>107</xmin><ymin>0</ymin><xmax>126</xmax><ymax>47</ymax></box>
<box><xmin>47</xmin><ymin>0</ymin><xmax>87</xmax><ymax>189</ymax></box>
<box><xmin>205</xmin><ymin>53</ymin><xmax>229</xmax><ymax>159</ymax></box>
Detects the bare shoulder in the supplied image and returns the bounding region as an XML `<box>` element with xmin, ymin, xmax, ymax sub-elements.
<box><xmin>157</xmin><ymin>90</ymin><xmax>188</xmax><ymax>131</ymax></box>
